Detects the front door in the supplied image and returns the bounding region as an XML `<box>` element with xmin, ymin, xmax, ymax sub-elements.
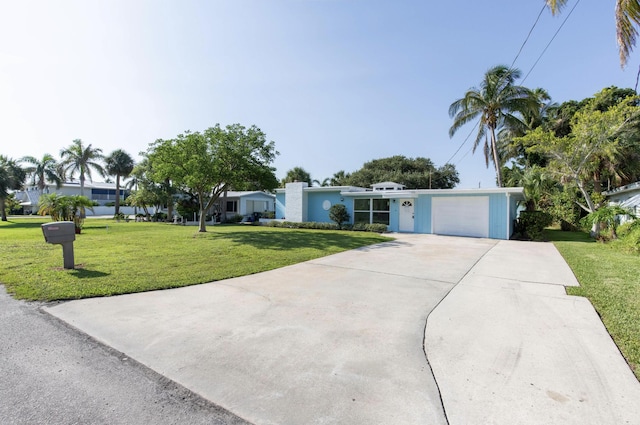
<box><xmin>399</xmin><ymin>199</ymin><xmax>414</xmax><ymax>232</ymax></box>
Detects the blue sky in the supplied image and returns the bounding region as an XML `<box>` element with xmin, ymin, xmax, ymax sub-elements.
<box><xmin>0</xmin><ymin>0</ymin><xmax>636</xmax><ymax>188</ymax></box>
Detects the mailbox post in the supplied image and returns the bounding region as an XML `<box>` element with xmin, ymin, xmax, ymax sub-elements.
<box><xmin>42</xmin><ymin>221</ymin><xmax>76</xmax><ymax>269</ymax></box>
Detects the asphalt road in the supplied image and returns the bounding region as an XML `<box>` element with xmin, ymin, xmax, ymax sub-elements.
<box><xmin>0</xmin><ymin>286</ymin><xmax>250</xmax><ymax>425</ymax></box>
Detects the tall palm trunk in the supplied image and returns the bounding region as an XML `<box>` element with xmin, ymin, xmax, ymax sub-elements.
<box><xmin>490</xmin><ymin>127</ymin><xmax>503</xmax><ymax>187</ymax></box>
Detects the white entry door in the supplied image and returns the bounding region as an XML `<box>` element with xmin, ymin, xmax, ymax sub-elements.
<box><xmin>399</xmin><ymin>199</ymin><xmax>415</xmax><ymax>232</ymax></box>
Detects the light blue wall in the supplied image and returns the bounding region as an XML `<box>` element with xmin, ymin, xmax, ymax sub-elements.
<box><xmin>275</xmin><ymin>192</ymin><xmax>286</xmax><ymax>219</ymax></box>
<box><xmin>388</xmin><ymin>198</ymin><xmax>400</xmax><ymax>232</ymax></box>
<box><xmin>412</xmin><ymin>193</ymin><xmax>517</xmax><ymax>240</ymax></box>
<box><xmin>281</xmin><ymin>188</ymin><xmax>520</xmax><ymax>239</ymax></box>
<box><xmin>488</xmin><ymin>193</ymin><xmax>507</xmax><ymax>239</ymax></box>
<box><xmin>307</xmin><ymin>191</ymin><xmax>352</xmax><ymax>223</ymax></box>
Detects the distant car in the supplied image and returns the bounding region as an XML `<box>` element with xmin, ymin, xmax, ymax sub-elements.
<box><xmin>240</xmin><ymin>212</ymin><xmax>262</xmax><ymax>224</ymax></box>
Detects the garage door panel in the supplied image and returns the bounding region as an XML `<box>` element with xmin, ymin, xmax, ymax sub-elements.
<box><xmin>432</xmin><ymin>197</ymin><xmax>489</xmax><ymax>238</ymax></box>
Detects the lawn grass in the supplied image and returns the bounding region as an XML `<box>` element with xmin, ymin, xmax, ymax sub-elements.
<box><xmin>545</xmin><ymin>228</ymin><xmax>640</xmax><ymax>380</ymax></box>
<box><xmin>0</xmin><ymin>218</ymin><xmax>391</xmax><ymax>301</ymax></box>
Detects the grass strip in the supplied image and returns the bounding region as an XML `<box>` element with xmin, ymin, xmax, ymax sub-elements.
<box><xmin>1</xmin><ymin>218</ymin><xmax>391</xmax><ymax>301</ymax></box>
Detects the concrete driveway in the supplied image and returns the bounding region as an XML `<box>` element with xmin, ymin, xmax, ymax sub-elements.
<box><xmin>45</xmin><ymin>234</ymin><xmax>640</xmax><ymax>425</ymax></box>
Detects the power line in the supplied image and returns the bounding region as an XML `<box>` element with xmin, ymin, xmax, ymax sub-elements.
<box><xmin>446</xmin><ymin>4</ymin><xmax>548</xmax><ymax>166</ymax></box>
<box><xmin>511</xmin><ymin>4</ymin><xmax>547</xmax><ymax>69</ymax></box>
<box><xmin>446</xmin><ymin>1</ymin><xmax>580</xmax><ymax>166</ymax></box>
<box><xmin>522</xmin><ymin>0</ymin><xmax>582</xmax><ymax>84</ymax></box>
<box><xmin>444</xmin><ymin>121</ymin><xmax>478</xmax><ymax>165</ymax></box>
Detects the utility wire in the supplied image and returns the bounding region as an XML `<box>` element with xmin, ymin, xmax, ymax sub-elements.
<box><xmin>511</xmin><ymin>4</ymin><xmax>547</xmax><ymax>69</ymax></box>
<box><xmin>522</xmin><ymin>0</ymin><xmax>582</xmax><ymax>84</ymax></box>
<box><xmin>446</xmin><ymin>4</ymin><xmax>547</xmax><ymax>166</ymax></box>
<box><xmin>444</xmin><ymin>121</ymin><xmax>478</xmax><ymax>165</ymax></box>
<box><xmin>447</xmin><ymin>1</ymin><xmax>579</xmax><ymax>166</ymax></box>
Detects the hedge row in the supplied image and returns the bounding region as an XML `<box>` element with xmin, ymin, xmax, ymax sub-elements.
<box><xmin>266</xmin><ymin>220</ymin><xmax>388</xmax><ymax>233</ymax></box>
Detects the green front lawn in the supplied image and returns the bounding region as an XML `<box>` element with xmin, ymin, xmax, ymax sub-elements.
<box><xmin>0</xmin><ymin>218</ymin><xmax>391</xmax><ymax>301</ymax></box>
<box><xmin>546</xmin><ymin>229</ymin><xmax>640</xmax><ymax>380</ymax></box>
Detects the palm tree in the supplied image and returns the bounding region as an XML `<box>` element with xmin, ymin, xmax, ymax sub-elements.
<box><xmin>38</xmin><ymin>193</ymin><xmax>94</xmax><ymax>233</ymax></box>
<box><xmin>60</xmin><ymin>139</ymin><xmax>105</xmax><ymax>197</ymax></box>
<box><xmin>21</xmin><ymin>153</ymin><xmax>62</xmax><ymax>195</ymax></box>
<box><xmin>504</xmin><ymin>164</ymin><xmax>554</xmax><ymax>211</ymax></box>
<box><xmin>449</xmin><ymin>65</ymin><xmax>537</xmax><ymax>187</ymax></box>
<box><xmin>498</xmin><ymin>87</ymin><xmax>557</xmax><ymax>167</ymax></box>
<box><xmin>281</xmin><ymin>167</ymin><xmax>312</xmax><ymax>187</ymax></box>
<box><xmin>105</xmin><ymin>149</ymin><xmax>135</xmax><ymax>216</ymax></box>
<box><xmin>546</xmin><ymin>0</ymin><xmax>640</xmax><ymax>67</ymax></box>
<box><xmin>330</xmin><ymin>170</ymin><xmax>351</xmax><ymax>186</ymax></box>
<box><xmin>0</xmin><ymin>156</ymin><xmax>27</xmax><ymax>221</ymax></box>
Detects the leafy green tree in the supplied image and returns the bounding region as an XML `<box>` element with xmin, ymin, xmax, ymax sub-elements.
<box><xmin>3</xmin><ymin>193</ymin><xmax>21</xmax><ymax>217</ymax></box>
<box><xmin>60</xmin><ymin>139</ymin><xmax>105</xmax><ymax>196</ymax></box>
<box><xmin>329</xmin><ymin>204</ymin><xmax>350</xmax><ymax>229</ymax></box>
<box><xmin>281</xmin><ymin>167</ymin><xmax>312</xmax><ymax>187</ymax></box>
<box><xmin>346</xmin><ymin>155</ymin><xmax>459</xmax><ymax>189</ymax></box>
<box><xmin>449</xmin><ymin>65</ymin><xmax>537</xmax><ymax>187</ymax></box>
<box><xmin>147</xmin><ymin>124</ymin><xmax>278</xmax><ymax>232</ymax></box>
<box><xmin>21</xmin><ymin>153</ymin><xmax>62</xmax><ymax>195</ymax></box>
<box><xmin>0</xmin><ymin>156</ymin><xmax>26</xmax><ymax>221</ymax></box>
<box><xmin>105</xmin><ymin>149</ymin><xmax>135</xmax><ymax>216</ymax></box>
<box><xmin>546</xmin><ymin>0</ymin><xmax>640</xmax><ymax>67</ymax></box>
<box><xmin>499</xmin><ymin>87</ymin><xmax>557</xmax><ymax>168</ymax></box>
<box><xmin>518</xmin><ymin>95</ymin><xmax>639</xmax><ymax>232</ymax></box>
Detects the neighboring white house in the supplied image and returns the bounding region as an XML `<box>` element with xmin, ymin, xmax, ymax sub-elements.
<box><xmin>214</xmin><ymin>191</ymin><xmax>276</xmax><ymax>218</ymax></box>
<box><xmin>14</xmin><ymin>181</ymin><xmax>141</xmax><ymax>216</ymax></box>
<box><xmin>604</xmin><ymin>181</ymin><xmax>640</xmax><ymax>221</ymax></box>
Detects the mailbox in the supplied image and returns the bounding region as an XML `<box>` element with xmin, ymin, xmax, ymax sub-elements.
<box><xmin>42</xmin><ymin>221</ymin><xmax>76</xmax><ymax>269</ymax></box>
<box><xmin>42</xmin><ymin>221</ymin><xmax>76</xmax><ymax>244</ymax></box>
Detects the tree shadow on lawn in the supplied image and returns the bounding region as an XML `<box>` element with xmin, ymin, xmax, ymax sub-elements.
<box><xmin>214</xmin><ymin>229</ymin><xmax>392</xmax><ymax>251</ymax></box>
<box><xmin>0</xmin><ymin>220</ymin><xmax>46</xmax><ymax>230</ymax></box>
<box><xmin>543</xmin><ymin>229</ymin><xmax>595</xmax><ymax>243</ymax></box>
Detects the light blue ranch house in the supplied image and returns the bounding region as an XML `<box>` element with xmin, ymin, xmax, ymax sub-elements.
<box><xmin>275</xmin><ymin>182</ymin><xmax>525</xmax><ymax>240</ymax></box>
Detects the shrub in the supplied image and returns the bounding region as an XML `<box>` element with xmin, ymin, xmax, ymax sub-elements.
<box><xmin>581</xmin><ymin>205</ymin><xmax>636</xmax><ymax>239</ymax></box>
<box><xmin>113</xmin><ymin>212</ymin><xmax>125</xmax><ymax>221</ymax></box>
<box><xmin>264</xmin><ymin>220</ymin><xmax>385</xmax><ymax>233</ymax></box>
<box><xmin>329</xmin><ymin>204</ymin><xmax>350</xmax><ymax>229</ymax></box>
<box><xmin>152</xmin><ymin>212</ymin><xmax>168</xmax><ymax>222</ymax></box>
<box><xmin>515</xmin><ymin>211</ymin><xmax>553</xmax><ymax>241</ymax></box>
<box><xmin>617</xmin><ymin>220</ymin><xmax>640</xmax><ymax>239</ymax></box>
<box><xmin>262</xmin><ymin>211</ymin><xmax>275</xmax><ymax>219</ymax></box>
<box><xmin>365</xmin><ymin>223</ymin><xmax>389</xmax><ymax>233</ymax></box>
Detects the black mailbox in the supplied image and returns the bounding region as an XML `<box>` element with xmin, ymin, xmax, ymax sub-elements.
<box><xmin>42</xmin><ymin>221</ymin><xmax>76</xmax><ymax>244</ymax></box>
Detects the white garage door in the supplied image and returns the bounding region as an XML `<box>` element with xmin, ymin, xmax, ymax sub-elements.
<box><xmin>432</xmin><ymin>196</ymin><xmax>489</xmax><ymax>238</ymax></box>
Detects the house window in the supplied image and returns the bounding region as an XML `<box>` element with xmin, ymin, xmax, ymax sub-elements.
<box><xmin>226</xmin><ymin>201</ymin><xmax>237</xmax><ymax>212</ymax></box>
<box><xmin>354</xmin><ymin>198</ymin><xmax>390</xmax><ymax>225</ymax></box>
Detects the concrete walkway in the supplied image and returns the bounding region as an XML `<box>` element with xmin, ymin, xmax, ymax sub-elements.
<box><xmin>45</xmin><ymin>235</ymin><xmax>640</xmax><ymax>425</ymax></box>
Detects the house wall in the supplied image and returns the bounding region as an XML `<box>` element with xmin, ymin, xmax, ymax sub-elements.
<box><xmin>277</xmin><ymin>185</ymin><xmax>523</xmax><ymax>240</ymax></box>
<box><xmin>275</xmin><ymin>192</ymin><xmax>286</xmax><ymax>219</ymax></box>
<box><xmin>284</xmin><ymin>182</ymin><xmax>308</xmax><ymax>222</ymax></box>
<box><xmin>239</xmin><ymin>196</ymin><xmax>275</xmax><ymax>215</ymax></box>
<box><xmin>307</xmin><ymin>191</ymin><xmax>352</xmax><ymax>223</ymax></box>
<box><xmin>411</xmin><ymin>192</ymin><xmax>516</xmax><ymax>240</ymax></box>
<box><xmin>388</xmin><ymin>198</ymin><xmax>401</xmax><ymax>232</ymax></box>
